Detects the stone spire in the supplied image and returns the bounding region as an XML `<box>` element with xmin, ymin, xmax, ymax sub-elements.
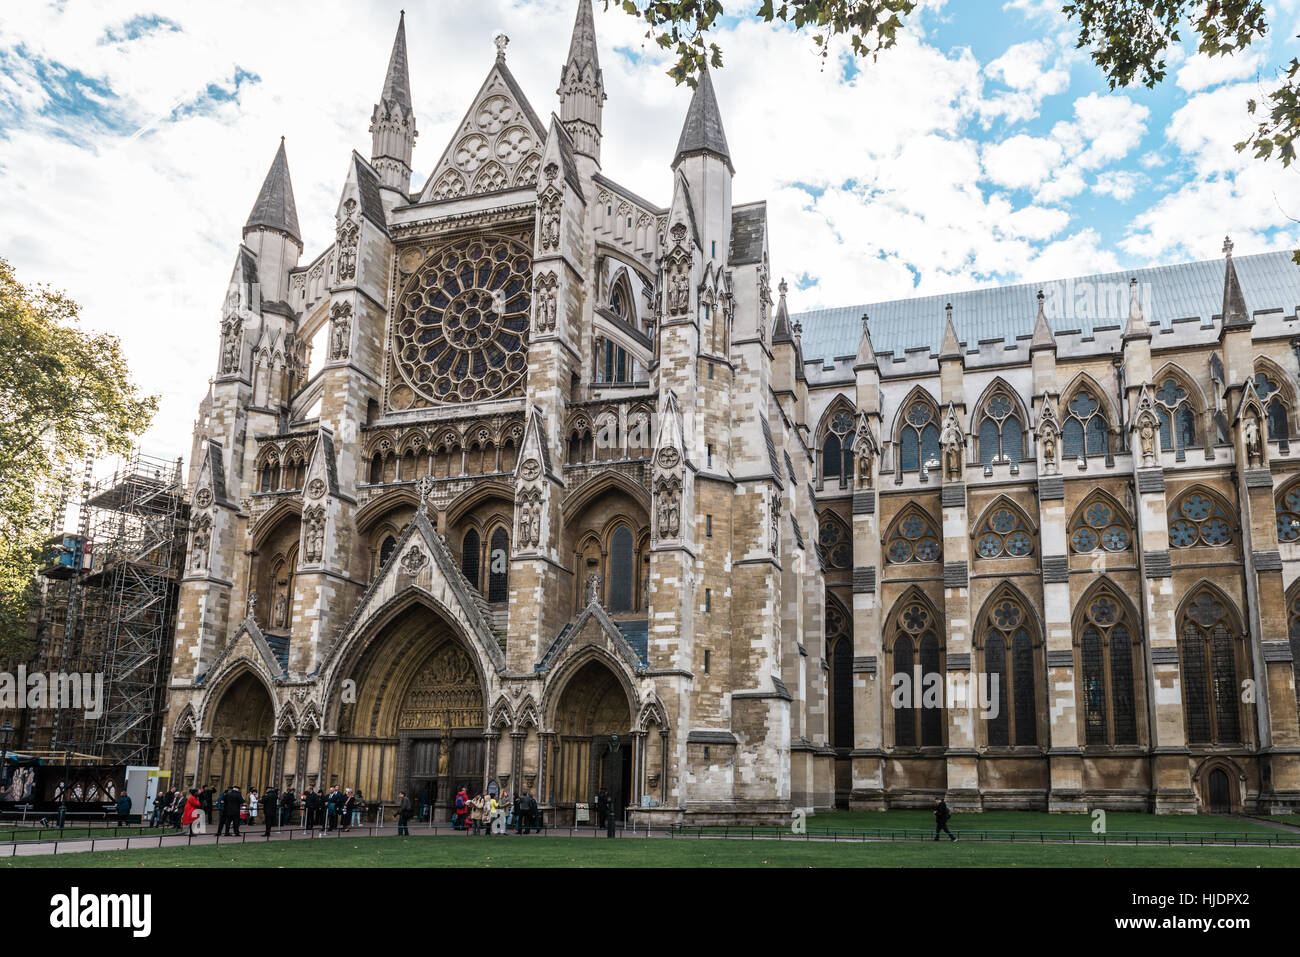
<box><xmin>371</xmin><ymin>11</ymin><xmax>418</xmax><ymax>194</ymax></box>
<box><xmin>1031</xmin><ymin>290</ymin><xmax>1055</xmax><ymax>352</ymax></box>
<box><xmin>673</xmin><ymin>66</ymin><xmax>731</xmax><ymax>172</ymax></box>
<box><xmin>855</xmin><ymin>313</ymin><xmax>877</xmax><ymax>370</ymax></box>
<box><xmin>1124</xmin><ymin>276</ymin><xmax>1151</xmax><ymax>340</ymax></box>
<box><xmin>244</xmin><ymin>138</ymin><xmax>301</xmax><ymax>246</ymax></box>
<box><xmin>1221</xmin><ymin>236</ymin><xmax>1251</xmax><ymax>328</ymax></box>
<box><xmin>939</xmin><ymin>302</ymin><xmax>962</xmax><ymax>361</ymax></box>
<box><xmin>558</xmin><ymin>0</ymin><xmax>605</xmax><ymax>163</ymax></box>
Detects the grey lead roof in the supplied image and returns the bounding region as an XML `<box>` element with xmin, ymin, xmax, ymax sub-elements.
<box><xmin>674</xmin><ymin>67</ymin><xmax>731</xmax><ymax>169</ymax></box>
<box><xmin>791</xmin><ymin>250</ymin><xmax>1300</xmax><ymax>362</ymax></box>
<box><xmin>244</xmin><ymin>139</ymin><xmax>301</xmax><ymax>243</ymax></box>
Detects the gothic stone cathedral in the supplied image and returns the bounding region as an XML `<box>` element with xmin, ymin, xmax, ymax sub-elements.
<box><xmin>164</xmin><ymin>3</ymin><xmax>1300</xmax><ymax>820</ymax></box>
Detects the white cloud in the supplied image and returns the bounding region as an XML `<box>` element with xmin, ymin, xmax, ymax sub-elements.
<box><xmin>1093</xmin><ymin>169</ymin><xmax>1143</xmax><ymax>201</ymax></box>
<box><xmin>0</xmin><ymin>0</ymin><xmax>1291</xmax><ymax>464</ymax></box>
<box><xmin>1175</xmin><ymin>48</ymin><xmax>1267</xmax><ymax>92</ymax></box>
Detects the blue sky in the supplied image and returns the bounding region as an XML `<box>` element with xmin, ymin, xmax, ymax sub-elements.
<box><xmin>0</xmin><ymin>0</ymin><xmax>1297</xmax><ymax>459</ymax></box>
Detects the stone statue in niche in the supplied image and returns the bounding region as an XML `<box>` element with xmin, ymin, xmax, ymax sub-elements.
<box><xmin>940</xmin><ymin>414</ymin><xmax>963</xmax><ymax>479</ymax></box>
<box><xmin>1138</xmin><ymin>420</ymin><xmax>1157</xmax><ymax>467</ymax></box>
<box><xmin>585</xmin><ymin>573</ymin><xmax>603</xmax><ymax>607</ymax></box>
<box><xmin>303</xmin><ymin>507</ymin><xmax>326</xmax><ymax>563</ymax></box>
<box><xmin>669</xmin><ymin>266</ymin><xmax>690</xmax><ymax>315</ymax></box>
<box><xmin>656</xmin><ymin>477</ymin><xmax>680</xmax><ymax>538</ymax></box>
<box><xmin>1244</xmin><ymin>414</ymin><xmax>1263</xmax><ymax>466</ymax></box>
<box><xmin>540</xmin><ymin>195</ymin><xmax>561</xmax><ymax>250</ymax></box>
<box><xmin>329</xmin><ymin>302</ymin><xmax>352</xmax><ymax>361</ymax></box>
<box><xmin>220</xmin><ymin>319</ymin><xmax>241</xmax><ymax>375</ymax></box>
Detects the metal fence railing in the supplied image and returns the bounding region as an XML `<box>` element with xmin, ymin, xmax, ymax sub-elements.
<box><xmin>3</xmin><ymin>819</ymin><xmax>1300</xmax><ymax>857</ymax></box>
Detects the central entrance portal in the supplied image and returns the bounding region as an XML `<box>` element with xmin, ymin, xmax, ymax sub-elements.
<box><xmin>397</xmin><ymin>641</ymin><xmax>486</xmax><ymax>820</ymax></box>
<box><xmin>552</xmin><ymin>659</ymin><xmax>633</xmax><ymax>825</ymax></box>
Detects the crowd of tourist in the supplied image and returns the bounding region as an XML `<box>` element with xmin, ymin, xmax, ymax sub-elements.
<box><xmin>146</xmin><ymin>783</ymin><xmax>547</xmax><ymax>836</ymax></box>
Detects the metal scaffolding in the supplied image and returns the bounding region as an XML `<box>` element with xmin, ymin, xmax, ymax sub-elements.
<box><xmin>27</xmin><ymin>450</ymin><xmax>187</xmax><ymax>766</ymax></box>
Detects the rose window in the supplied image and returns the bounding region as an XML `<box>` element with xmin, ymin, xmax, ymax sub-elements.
<box><xmin>393</xmin><ymin>236</ymin><xmax>532</xmax><ymax>404</ymax></box>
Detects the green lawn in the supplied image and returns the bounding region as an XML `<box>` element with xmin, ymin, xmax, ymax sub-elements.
<box><xmin>2</xmin><ymin>834</ymin><xmax>1296</xmax><ymax>868</ymax></box>
<box><xmin>800</xmin><ymin>809</ymin><xmax>1280</xmax><ymax>836</ymax></box>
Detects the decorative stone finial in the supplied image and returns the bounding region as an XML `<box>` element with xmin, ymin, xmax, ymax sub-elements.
<box><xmin>1223</xmin><ymin>236</ymin><xmax>1234</xmax><ymax>258</ymax></box>
<box><xmin>494</xmin><ymin>32</ymin><xmax>509</xmax><ymax>60</ymax></box>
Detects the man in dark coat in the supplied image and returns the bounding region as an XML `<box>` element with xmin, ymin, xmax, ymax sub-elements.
<box><xmin>262</xmin><ymin>785</ymin><xmax>279</xmax><ymax>837</ymax></box>
<box><xmin>306</xmin><ymin>787</ymin><xmax>324</xmax><ymax>830</ymax></box>
<box><xmin>199</xmin><ymin>786</ymin><xmax>214</xmax><ymax>821</ymax></box>
<box><xmin>115</xmin><ymin>793</ymin><xmax>132</xmax><ymax>827</ymax></box>
<box><xmin>397</xmin><ymin>790</ymin><xmax>412</xmax><ymax>836</ymax></box>
<box><xmin>934</xmin><ymin>797</ymin><xmax>956</xmax><ymax>842</ymax></box>
<box><xmin>221</xmin><ymin>786</ymin><xmax>244</xmax><ymax>836</ymax></box>
<box><xmin>279</xmin><ymin>787</ymin><xmax>296</xmax><ymax>827</ymax></box>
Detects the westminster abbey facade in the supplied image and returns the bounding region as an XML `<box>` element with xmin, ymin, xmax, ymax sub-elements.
<box><xmin>162</xmin><ymin>2</ymin><xmax>1300</xmax><ymax>819</ymax></box>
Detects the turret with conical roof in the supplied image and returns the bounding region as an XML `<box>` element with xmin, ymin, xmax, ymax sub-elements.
<box><xmin>671</xmin><ymin>66</ymin><xmax>732</xmax><ymax>271</ymax></box>
<box><xmin>371</xmin><ymin>11</ymin><xmax>417</xmax><ymax>197</ymax></box>
<box><xmin>242</xmin><ymin>137</ymin><xmax>301</xmax><ymax>304</ymax></box>
<box><xmin>557</xmin><ymin>0</ymin><xmax>605</xmax><ymax>164</ymax></box>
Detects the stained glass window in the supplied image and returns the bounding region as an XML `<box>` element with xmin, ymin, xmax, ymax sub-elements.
<box><xmin>393</xmin><ymin>236</ymin><xmax>532</xmax><ymax>405</ymax></box>
<box><xmin>1062</xmin><ymin>389</ymin><xmax>1109</xmax><ymax>458</ymax></box>
<box><xmin>886</xmin><ymin>508</ymin><xmax>941</xmax><ymax>564</ymax></box>
<box><xmin>379</xmin><ymin>535</ymin><xmax>398</xmax><ymax>567</ymax></box>
<box><xmin>1179</xmin><ymin>590</ymin><xmax>1243</xmax><ymax>745</ymax></box>
<box><xmin>1168</xmin><ymin>490</ymin><xmax>1234</xmax><ymax>548</ymax></box>
<box><xmin>817</xmin><ymin>513</ymin><xmax>853</xmax><ymax>569</ymax></box>
<box><xmin>827</xmin><ymin>599</ymin><xmax>854</xmax><ymax>750</ymax></box>
<box><xmin>462</xmin><ymin>529</ymin><xmax>481</xmax><ymax>591</ymax></box>
<box><xmin>608</xmin><ymin>525</ymin><xmax>635</xmax><ymax>612</ymax></box>
<box><xmin>488</xmin><ymin>527</ymin><xmax>509</xmax><ymax>603</ymax></box>
<box><xmin>980</xmin><ymin>593</ymin><xmax>1038</xmax><ymax>747</ymax></box>
<box><xmin>1078</xmin><ymin>590</ymin><xmax>1139</xmax><ymax>747</ymax></box>
<box><xmin>975</xmin><ymin>504</ymin><xmax>1034</xmax><ymax>559</ymax></box>
<box><xmin>977</xmin><ymin>390</ymin><xmax>1024</xmax><ymax>465</ymax></box>
<box><xmin>1154</xmin><ymin>376</ymin><xmax>1199</xmax><ymax>457</ymax></box>
<box><xmin>821</xmin><ymin>406</ymin><xmax>855</xmax><ymax>487</ymax></box>
<box><xmin>1069</xmin><ymin>494</ymin><xmax>1132</xmax><ymax>554</ymax></box>
<box><xmin>891</xmin><ymin>598</ymin><xmax>943</xmax><ymax>747</ymax></box>
<box><xmin>898</xmin><ymin>397</ymin><xmax>940</xmax><ymax>472</ymax></box>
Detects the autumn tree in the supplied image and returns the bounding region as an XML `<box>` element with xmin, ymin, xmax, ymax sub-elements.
<box><xmin>0</xmin><ymin>257</ymin><xmax>157</xmax><ymax>656</ymax></box>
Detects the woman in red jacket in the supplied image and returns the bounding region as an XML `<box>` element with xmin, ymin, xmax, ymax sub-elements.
<box><xmin>182</xmin><ymin>789</ymin><xmax>202</xmax><ymax>835</ymax></box>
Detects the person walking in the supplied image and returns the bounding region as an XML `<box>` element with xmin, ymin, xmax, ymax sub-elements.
<box><xmin>115</xmin><ymin>792</ymin><xmax>132</xmax><ymax>827</ymax></box>
<box><xmin>262</xmin><ymin>785</ymin><xmax>279</xmax><ymax>837</ymax></box>
<box><xmin>454</xmin><ymin>787</ymin><xmax>469</xmax><ymax>831</ymax></box>
<box><xmin>351</xmin><ymin>788</ymin><xmax>364</xmax><ymax>829</ymax></box>
<box><xmin>397</xmin><ymin>790</ymin><xmax>412</xmax><ymax>836</ymax></box>
<box><xmin>934</xmin><ymin>797</ymin><xmax>957</xmax><ymax>842</ymax></box>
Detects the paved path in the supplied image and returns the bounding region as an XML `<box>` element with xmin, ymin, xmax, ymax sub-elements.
<box><xmin>3</xmin><ymin>822</ymin><xmax>1299</xmax><ymax>859</ymax></box>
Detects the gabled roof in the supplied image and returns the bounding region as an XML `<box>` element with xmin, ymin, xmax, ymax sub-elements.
<box><xmin>791</xmin><ymin>250</ymin><xmax>1300</xmax><ymax>362</ymax></box>
<box><xmin>350</xmin><ymin>152</ymin><xmax>389</xmax><ymax>231</ymax></box>
<box><xmin>673</xmin><ymin>67</ymin><xmax>731</xmax><ymax>171</ymax></box>
<box><xmin>244</xmin><ymin>138</ymin><xmax>301</xmax><ymax>244</ymax></box>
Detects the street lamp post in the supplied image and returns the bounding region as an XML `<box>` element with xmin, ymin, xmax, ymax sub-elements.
<box><xmin>606</xmin><ymin>733</ymin><xmax>620</xmax><ymax>839</ymax></box>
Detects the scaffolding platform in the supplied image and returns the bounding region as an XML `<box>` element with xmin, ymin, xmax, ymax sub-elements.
<box><xmin>22</xmin><ymin>449</ymin><xmax>188</xmax><ymax>767</ymax></box>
